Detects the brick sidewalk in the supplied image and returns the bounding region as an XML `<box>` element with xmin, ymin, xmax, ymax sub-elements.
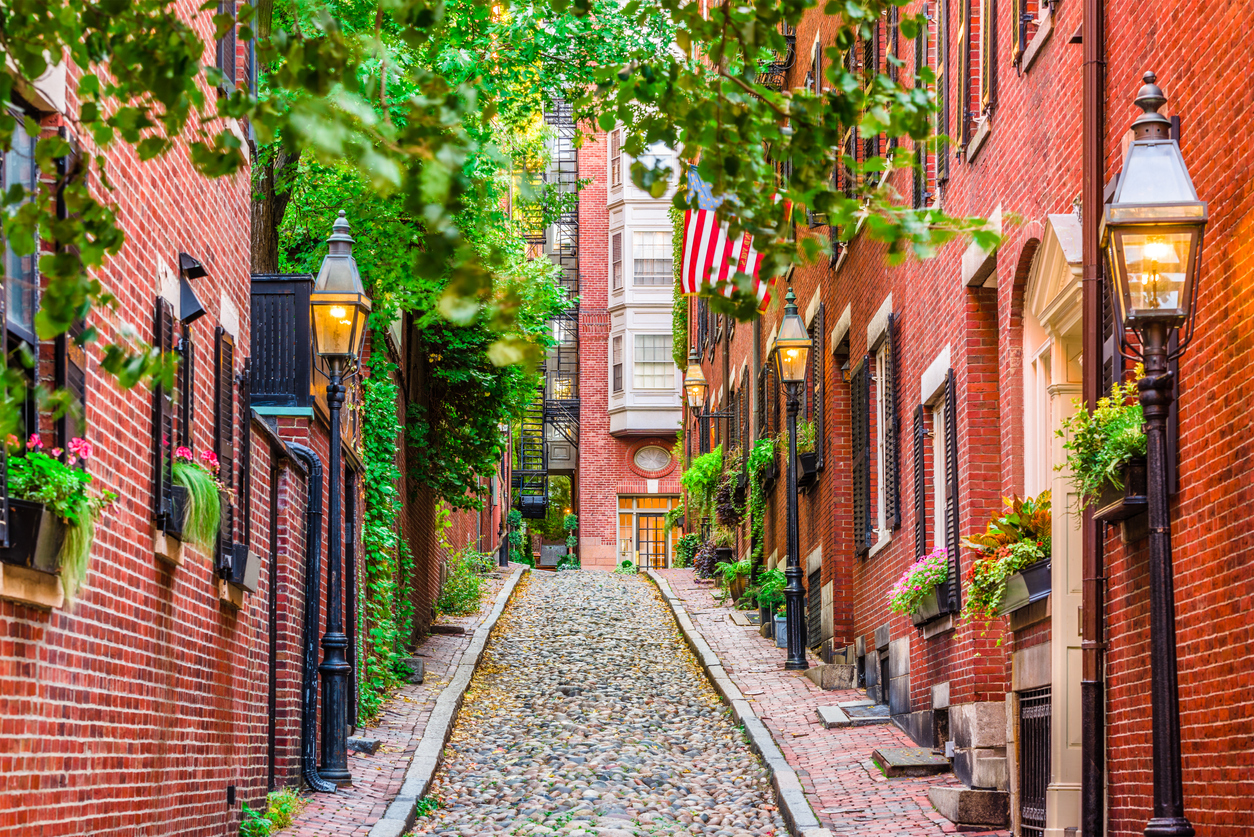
<box><xmin>287</xmin><ymin>574</ymin><xmax>506</xmax><ymax>837</ymax></box>
<box><xmin>657</xmin><ymin>569</ymin><xmax>1010</xmax><ymax>837</ymax></box>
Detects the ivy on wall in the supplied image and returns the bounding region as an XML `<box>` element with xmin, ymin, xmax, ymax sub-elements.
<box><xmin>357</xmin><ymin>363</ymin><xmax>415</xmax><ymax>722</ymax></box>
<box><xmin>670</xmin><ymin>204</ymin><xmax>688</xmax><ymax>368</ymax></box>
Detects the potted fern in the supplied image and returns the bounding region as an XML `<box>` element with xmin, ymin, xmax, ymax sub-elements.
<box><xmin>1059</xmin><ymin>373</ymin><xmax>1147</xmax><ymax>522</ymax></box>
<box><xmin>0</xmin><ymin>435</ymin><xmax>116</xmax><ymax>601</ymax></box>
<box><xmin>171</xmin><ymin>446</ymin><xmax>224</xmax><ymax>550</ymax></box>
<box><xmin>790</xmin><ymin>419</ymin><xmax>820</xmax><ymax>488</ymax></box>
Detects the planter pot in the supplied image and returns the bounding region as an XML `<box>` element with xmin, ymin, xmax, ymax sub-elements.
<box><xmin>760</xmin><ymin>459</ymin><xmax>779</xmax><ymax>494</ymax></box>
<box><xmin>999</xmin><ymin>558</ymin><xmax>1052</xmax><ymax>616</ymax></box>
<box><xmin>910</xmin><ymin>587</ymin><xmax>944</xmax><ymax>627</ymax></box>
<box><xmin>0</xmin><ymin>499</ymin><xmax>67</xmax><ymax>574</ymax></box>
<box><xmin>1093</xmin><ymin>458</ymin><xmax>1148</xmax><ymax>523</ymax></box>
<box><xmin>760</xmin><ymin>611</ymin><xmax>775</xmax><ymax>639</ymax></box>
<box><xmin>159</xmin><ymin>485</ymin><xmax>192</xmax><ymax>540</ymax></box>
<box><xmin>774</xmin><ymin>614</ymin><xmax>789</xmax><ymax>648</ymax></box>
<box><xmin>713</xmin><ymin>546</ymin><xmax>736</xmax><ymax>566</ymax></box>
<box><xmin>729</xmin><ymin>573</ymin><xmax>748</xmax><ymax>602</ymax></box>
<box><xmin>796</xmin><ymin>452</ymin><xmax>819</xmax><ymax>489</ymax></box>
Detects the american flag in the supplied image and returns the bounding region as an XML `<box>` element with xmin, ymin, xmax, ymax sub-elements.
<box><xmin>679</xmin><ymin>166</ymin><xmax>777</xmax><ymax>312</ymax></box>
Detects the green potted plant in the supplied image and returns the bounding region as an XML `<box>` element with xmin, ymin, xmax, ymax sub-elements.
<box><xmin>1059</xmin><ymin>373</ymin><xmax>1147</xmax><ymax>522</ymax></box>
<box><xmin>789</xmin><ymin>420</ymin><xmax>820</xmax><ymax>488</ymax></box>
<box><xmin>171</xmin><ymin>445</ymin><xmax>224</xmax><ymax>550</ymax></box>
<box><xmin>755</xmin><ymin>568</ymin><xmax>786</xmax><ymax>639</ymax></box>
<box><xmin>887</xmin><ymin>546</ymin><xmax>950</xmax><ymax>626</ymax></box>
<box><xmin>563</xmin><ymin>512</ymin><xmax>578</xmax><ymax>556</ymax></box>
<box><xmin>963</xmin><ymin>492</ymin><xmax>1053</xmax><ymax>618</ymax></box>
<box><xmin>0</xmin><ymin>435</ymin><xmax>116</xmax><ymax>601</ymax></box>
<box><xmin>714</xmin><ymin>554</ymin><xmax>750</xmax><ymax>601</ymax></box>
<box><xmin>711</xmin><ymin>524</ymin><xmax>737</xmax><ymax>568</ymax></box>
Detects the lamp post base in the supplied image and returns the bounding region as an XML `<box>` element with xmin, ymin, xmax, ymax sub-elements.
<box><xmin>1144</xmin><ymin>817</ymin><xmax>1195</xmax><ymax>837</ymax></box>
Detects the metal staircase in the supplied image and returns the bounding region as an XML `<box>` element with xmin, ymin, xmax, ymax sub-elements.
<box><xmin>516</xmin><ymin>388</ymin><xmax>548</xmax><ymax>518</ymax></box>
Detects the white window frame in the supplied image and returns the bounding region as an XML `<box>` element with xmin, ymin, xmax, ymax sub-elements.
<box><xmin>632</xmin><ymin>333</ymin><xmax>674</xmax><ymax>390</ymax></box>
<box><xmin>631</xmin><ymin>230</ymin><xmax>672</xmax><ymax>286</ymax></box>
<box><xmin>610</xmin><ymin>129</ymin><xmax>622</xmax><ymax>187</ymax></box>
<box><xmin>873</xmin><ymin>342</ymin><xmax>890</xmax><ymax>546</ymax></box>
<box><xmin>611</xmin><ymin>232</ymin><xmax>623</xmax><ymax>290</ymax></box>
<box><xmin>611</xmin><ymin>335</ymin><xmax>623</xmax><ymax>394</ymax></box>
<box><xmin>931</xmin><ymin>400</ymin><xmax>948</xmax><ymax>551</ymax></box>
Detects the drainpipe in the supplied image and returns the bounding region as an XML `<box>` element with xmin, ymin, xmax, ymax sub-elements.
<box><xmin>286</xmin><ymin>442</ymin><xmax>336</xmax><ymax>794</ymax></box>
<box><xmin>1080</xmin><ymin>0</ymin><xmax>1107</xmax><ymax>831</ymax></box>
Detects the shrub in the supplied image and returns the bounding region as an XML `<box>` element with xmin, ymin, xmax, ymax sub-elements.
<box><xmin>437</xmin><ymin>547</ymin><xmax>488</xmax><ymax>616</ymax></box>
<box><xmin>615</xmin><ymin>558</ymin><xmax>638</xmax><ymax>574</ymax></box>
<box><xmin>754</xmin><ymin>568</ymin><xmax>786</xmax><ymax>610</ymax></box>
<box><xmin>674</xmin><ymin>533</ymin><xmax>700</xmax><ymax>568</ymax></box>
<box><xmin>887</xmin><ymin>547</ymin><xmax>949</xmax><ymax>615</ymax></box>
<box><xmin>239</xmin><ymin>787</ymin><xmax>306</xmax><ymax>836</ymax></box>
<box><xmin>692</xmin><ymin>540</ymin><xmax>718</xmax><ymax>579</ymax></box>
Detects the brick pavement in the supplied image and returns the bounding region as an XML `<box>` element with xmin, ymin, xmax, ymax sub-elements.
<box><xmin>287</xmin><ymin>574</ymin><xmax>506</xmax><ymax>836</ymax></box>
<box><xmin>657</xmin><ymin>569</ymin><xmax>1011</xmax><ymax>837</ymax></box>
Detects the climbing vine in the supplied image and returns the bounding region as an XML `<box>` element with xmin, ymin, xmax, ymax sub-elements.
<box><xmin>670</xmin><ymin>205</ymin><xmax>688</xmax><ymax>367</ymax></box>
<box><xmin>357</xmin><ymin>363</ymin><xmax>414</xmax><ymax>722</ymax></box>
<box><xmin>746</xmin><ymin>438</ymin><xmax>775</xmax><ymax>559</ymax></box>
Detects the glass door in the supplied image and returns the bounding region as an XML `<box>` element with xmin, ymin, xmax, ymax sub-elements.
<box><xmin>636</xmin><ymin>513</ymin><xmax>668</xmax><ymax>570</ymax></box>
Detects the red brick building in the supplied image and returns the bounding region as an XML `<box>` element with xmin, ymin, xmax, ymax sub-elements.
<box><xmin>684</xmin><ymin>1</ymin><xmax>1254</xmax><ymax>835</ymax></box>
<box><xmin>0</xmin><ymin>8</ymin><xmax>445</xmax><ymax>834</ymax></box>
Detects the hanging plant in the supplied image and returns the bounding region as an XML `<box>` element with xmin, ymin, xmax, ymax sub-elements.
<box><xmin>746</xmin><ymin>438</ymin><xmax>775</xmax><ymax>559</ymax></box>
<box><xmin>4</xmin><ymin>435</ymin><xmax>116</xmax><ymax>601</ymax></box>
<box><xmin>1058</xmin><ymin>370</ymin><xmax>1146</xmax><ymax>509</ymax></box>
<box><xmin>679</xmin><ymin>444</ymin><xmax>724</xmax><ymax>524</ymax></box>
<box><xmin>962</xmin><ymin>492</ymin><xmax>1052</xmax><ymax>621</ymax></box>
<box><xmin>171</xmin><ymin>446</ymin><xmax>224</xmax><ymax>550</ymax></box>
<box><xmin>714</xmin><ymin>473</ymin><xmax>744</xmax><ymax>526</ymax></box>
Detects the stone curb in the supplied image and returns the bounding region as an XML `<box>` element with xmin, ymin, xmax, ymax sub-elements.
<box><xmin>367</xmin><ymin>564</ymin><xmax>528</xmax><ymax>837</ymax></box>
<box><xmin>645</xmin><ymin>570</ymin><xmax>832</xmax><ymax>837</ymax></box>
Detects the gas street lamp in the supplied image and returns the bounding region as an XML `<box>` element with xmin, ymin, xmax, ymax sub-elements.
<box><xmin>1101</xmin><ymin>72</ymin><xmax>1206</xmax><ymax>837</ymax></box>
<box><xmin>684</xmin><ymin>347</ymin><xmax>709</xmax><ymax>413</ymax></box>
<box><xmin>310</xmin><ymin>210</ymin><xmax>372</xmax><ymax>787</ymax></box>
<box><xmin>774</xmin><ymin>287</ymin><xmax>810</xmax><ymax>671</ymax></box>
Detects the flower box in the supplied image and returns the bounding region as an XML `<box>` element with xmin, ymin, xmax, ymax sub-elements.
<box><xmin>910</xmin><ymin>586</ymin><xmax>944</xmax><ymax>627</ymax></box>
<box><xmin>998</xmin><ymin>558</ymin><xmax>1052</xmax><ymax>616</ymax></box>
<box><xmin>0</xmin><ymin>499</ymin><xmax>67</xmax><ymax>574</ymax></box>
<box><xmin>163</xmin><ymin>485</ymin><xmax>191</xmax><ymax>541</ymax></box>
<box><xmin>1093</xmin><ymin>457</ymin><xmax>1148</xmax><ymax>523</ymax></box>
<box><xmin>796</xmin><ymin>452</ymin><xmax>819</xmax><ymax>489</ymax></box>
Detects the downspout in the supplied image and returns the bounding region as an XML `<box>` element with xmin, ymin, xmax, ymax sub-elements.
<box><xmin>1080</xmin><ymin>0</ymin><xmax>1107</xmax><ymax>832</ymax></box>
<box><xmin>286</xmin><ymin>442</ymin><xmax>336</xmax><ymax>794</ymax></box>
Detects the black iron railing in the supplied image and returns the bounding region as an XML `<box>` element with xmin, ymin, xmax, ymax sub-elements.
<box><xmin>1019</xmin><ymin>686</ymin><xmax>1051</xmax><ymax>837</ymax></box>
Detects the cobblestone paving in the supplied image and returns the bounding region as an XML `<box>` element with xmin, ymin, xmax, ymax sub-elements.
<box><xmin>412</xmin><ymin>571</ymin><xmax>787</xmax><ymax>837</ymax></box>
<box><xmin>288</xmin><ymin>574</ymin><xmax>507</xmax><ymax>837</ymax></box>
<box><xmin>658</xmin><ymin>569</ymin><xmax>1011</xmax><ymax>837</ymax></box>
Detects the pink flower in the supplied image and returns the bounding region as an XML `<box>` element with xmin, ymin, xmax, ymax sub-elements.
<box><xmin>68</xmin><ymin>437</ymin><xmax>93</xmax><ymax>460</ymax></box>
<box><xmin>27</xmin><ymin>434</ymin><xmax>43</xmax><ymax>450</ymax></box>
<box><xmin>51</xmin><ymin>448</ymin><xmax>64</xmax><ymax>458</ymax></box>
<box><xmin>175</xmin><ymin>446</ymin><xmax>194</xmax><ymax>462</ymax></box>
<box><xmin>201</xmin><ymin>450</ymin><xmax>220</xmax><ymax>472</ymax></box>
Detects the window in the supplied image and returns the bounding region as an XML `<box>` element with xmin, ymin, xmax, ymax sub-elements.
<box><xmin>931</xmin><ymin>398</ymin><xmax>948</xmax><ymax>551</ymax></box>
<box><xmin>956</xmin><ymin>0</ymin><xmax>994</xmax><ymax>148</ymax></box>
<box><xmin>612</xmin><ymin>232</ymin><xmax>623</xmax><ymax>290</ymax></box>
<box><xmin>638</xmin><ymin>141</ymin><xmax>672</xmax><ymax>176</ymax></box>
<box><xmin>937</xmin><ymin>0</ymin><xmax>951</xmax><ymax>183</ymax></box>
<box><xmin>913</xmin><ymin>11</ymin><xmax>936</xmax><ymax>208</ymax></box>
<box><xmin>632</xmin><ymin>231</ymin><xmax>672</xmax><ymax>286</ymax></box>
<box><xmin>216</xmin><ymin>0</ymin><xmax>237</xmax><ymax>93</ymax></box>
<box><xmin>215</xmin><ymin>327</ymin><xmax>237</xmax><ymax>572</ymax></box>
<box><xmin>612</xmin><ymin>335</ymin><xmax>623</xmax><ymax>393</ymax></box>
<box><xmin>851</xmin><ymin>357</ymin><xmax>873</xmax><ymax>555</ymax></box>
<box><xmin>805</xmin><ymin>305</ymin><xmax>826</xmax><ymax>469</ymax></box>
<box><xmin>633</xmin><ymin>334</ymin><xmax>674</xmax><ymax>389</ymax></box>
<box><xmin>875</xmin><ymin>346</ymin><xmax>889</xmax><ymax>538</ymax></box>
<box><xmin>609</xmin><ymin>129</ymin><xmax>622</xmax><ymax>187</ymax></box>
<box><xmin>871</xmin><ymin>313</ymin><xmax>901</xmax><ymax>537</ymax></box>
<box><xmin>4</xmin><ymin>118</ymin><xmax>39</xmax><ymax>344</ymax></box>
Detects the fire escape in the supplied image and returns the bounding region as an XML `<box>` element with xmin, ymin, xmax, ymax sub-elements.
<box><xmin>515</xmin><ymin>100</ymin><xmax>581</xmax><ymax>518</ymax></box>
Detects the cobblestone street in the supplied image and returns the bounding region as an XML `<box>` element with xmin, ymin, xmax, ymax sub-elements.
<box><xmin>412</xmin><ymin>572</ymin><xmax>787</xmax><ymax>836</ymax></box>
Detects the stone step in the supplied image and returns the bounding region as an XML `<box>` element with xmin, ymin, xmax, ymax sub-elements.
<box><xmin>871</xmin><ymin>746</ymin><xmax>952</xmax><ymax>777</ymax></box>
<box><xmin>926</xmin><ymin>785</ymin><xmax>1009</xmax><ymax>828</ymax></box>
<box><xmin>816</xmin><ymin>702</ymin><xmax>892</xmax><ymax>728</ymax></box>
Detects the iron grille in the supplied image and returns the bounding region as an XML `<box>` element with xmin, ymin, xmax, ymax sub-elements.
<box><xmin>1019</xmin><ymin>686</ymin><xmax>1051</xmax><ymax>837</ymax></box>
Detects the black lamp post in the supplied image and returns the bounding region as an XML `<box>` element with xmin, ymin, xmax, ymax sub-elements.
<box><xmin>310</xmin><ymin>211</ymin><xmax>372</xmax><ymax>787</ymax></box>
<box><xmin>774</xmin><ymin>288</ymin><xmax>810</xmax><ymax>671</ymax></box>
<box><xmin>1101</xmin><ymin>72</ymin><xmax>1207</xmax><ymax>837</ymax></box>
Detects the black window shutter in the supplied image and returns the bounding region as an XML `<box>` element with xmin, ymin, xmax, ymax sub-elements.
<box><xmin>238</xmin><ymin>357</ymin><xmax>252</xmax><ymax>548</ymax></box>
<box><xmin>54</xmin><ymin>130</ymin><xmax>87</xmax><ymax>451</ymax></box>
<box><xmin>913</xmin><ymin>404</ymin><xmax>927</xmax><ymax>557</ymax></box>
<box><xmin>216</xmin><ymin>0</ymin><xmax>237</xmax><ymax>93</ymax></box>
<box><xmin>153</xmin><ymin>298</ymin><xmax>176</xmax><ymax>524</ymax></box>
<box><xmin>884</xmin><ymin>313</ymin><xmax>901</xmax><ymax>529</ymax></box>
<box><xmin>215</xmin><ymin>327</ymin><xmax>236</xmax><ymax>572</ymax></box>
<box><xmin>178</xmin><ymin>324</ymin><xmax>194</xmax><ymax>448</ymax></box>
<box><xmin>812</xmin><ymin>304</ymin><xmax>825</xmax><ymax>470</ymax></box>
<box><xmin>943</xmin><ymin>368</ymin><xmax>962</xmax><ymax>612</ymax></box>
<box><xmin>938</xmin><ymin>0</ymin><xmax>950</xmax><ymax>184</ymax></box>
<box><xmin>756</xmin><ymin>363</ymin><xmax>768</xmax><ymax>439</ymax></box>
<box><xmin>851</xmin><ymin>356</ymin><xmax>873</xmax><ymax>556</ymax></box>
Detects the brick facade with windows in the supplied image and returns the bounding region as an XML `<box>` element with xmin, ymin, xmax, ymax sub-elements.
<box><xmin>685</xmin><ymin>0</ymin><xmax>1254</xmax><ymax>833</ymax></box>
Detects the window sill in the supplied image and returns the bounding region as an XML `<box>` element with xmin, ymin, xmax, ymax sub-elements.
<box><xmin>867</xmin><ymin>534</ymin><xmax>892</xmax><ymax>559</ymax></box>
<box><xmin>219</xmin><ymin>578</ymin><xmax>246</xmax><ymax>610</ymax></box>
<box><xmin>1021</xmin><ymin>10</ymin><xmax>1055</xmax><ymax>73</ymax></box>
<box><xmin>0</xmin><ymin>563</ymin><xmax>65</xmax><ymax>610</ymax></box>
<box><xmin>921</xmin><ymin>613</ymin><xmax>956</xmax><ymax>640</ymax></box>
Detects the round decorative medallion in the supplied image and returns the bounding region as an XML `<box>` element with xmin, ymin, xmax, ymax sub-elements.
<box><xmin>633</xmin><ymin>445</ymin><xmax>671</xmax><ymax>473</ymax></box>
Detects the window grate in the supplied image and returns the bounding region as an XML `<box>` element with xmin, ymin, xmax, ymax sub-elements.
<box><xmin>1019</xmin><ymin>686</ymin><xmax>1051</xmax><ymax>837</ymax></box>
